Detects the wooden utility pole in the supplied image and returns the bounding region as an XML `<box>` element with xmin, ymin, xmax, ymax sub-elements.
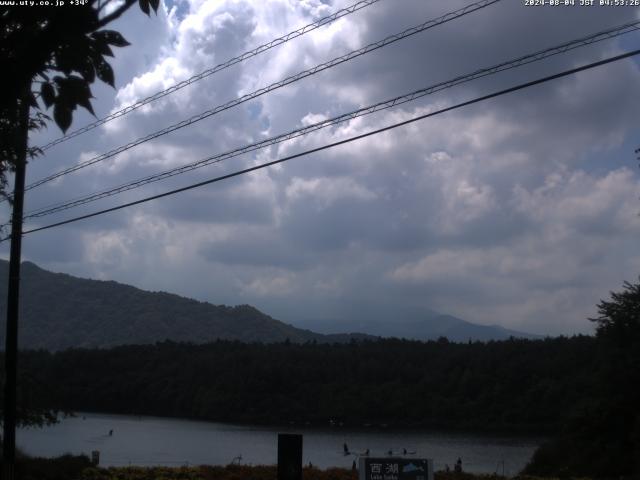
<box><xmin>2</xmin><ymin>92</ymin><xmax>30</xmax><ymax>480</ymax></box>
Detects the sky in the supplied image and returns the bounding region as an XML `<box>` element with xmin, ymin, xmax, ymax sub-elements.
<box><xmin>2</xmin><ymin>0</ymin><xmax>640</xmax><ymax>336</ymax></box>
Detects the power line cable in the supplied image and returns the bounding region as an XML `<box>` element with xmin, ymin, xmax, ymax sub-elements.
<box><xmin>8</xmin><ymin>48</ymin><xmax>637</xmax><ymax>240</ymax></box>
<box><xmin>21</xmin><ymin>19</ymin><xmax>640</xmax><ymax>220</ymax></box>
<box><xmin>21</xmin><ymin>0</ymin><xmax>500</xmax><ymax>194</ymax></box>
<box><xmin>36</xmin><ymin>0</ymin><xmax>384</xmax><ymax>152</ymax></box>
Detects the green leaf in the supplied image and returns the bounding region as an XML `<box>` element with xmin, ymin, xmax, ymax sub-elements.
<box><xmin>54</xmin><ymin>76</ymin><xmax>96</xmax><ymax>116</ymax></box>
<box><xmin>76</xmin><ymin>55</ymin><xmax>96</xmax><ymax>83</ymax></box>
<box><xmin>138</xmin><ymin>0</ymin><xmax>150</xmax><ymax>15</ymax></box>
<box><xmin>41</xmin><ymin>83</ymin><xmax>55</xmax><ymax>108</ymax></box>
<box><xmin>54</xmin><ymin>41</ymin><xmax>96</xmax><ymax>83</ymax></box>
<box><xmin>89</xmin><ymin>36</ymin><xmax>114</xmax><ymax>57</ymax></box>
<box><xmin>94</xmin><ymin>30</ymin><xmax>130</xmax><ymax>47</ymax></box>
<box><xmin>53</xmin><ymin>103</ymin><xmax>73</xmax><ymax>133</ymax></box>
<box><xmin>55</xmin><ymin>48</ymin><xmax>75</xmax><ymax>75</ymax></box>
<box><xmin>77</xmin><ymin>96</ymin><xmax>95</xmax><ymax>116</ymax></box>
<box><xmin>95</xmin><ymin>58</ymin><xmax>115</xmax><ymax>87</ymax></box>
<box><xmin>71</xmin><ymin>80</ymin><xmax>95</xmax><ymax>115</ymax></box>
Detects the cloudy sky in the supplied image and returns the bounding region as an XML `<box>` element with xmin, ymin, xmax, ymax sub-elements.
<box><xmin>2</xmin><ymin>0</ymin><xmax>640</xmax><ymax>335</ymax></box>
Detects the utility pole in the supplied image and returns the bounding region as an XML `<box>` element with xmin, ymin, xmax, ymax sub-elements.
<box><xmin>2</xmin><ymin>92</ymin><xmax>30</xmax><ymax>480</ymax></box>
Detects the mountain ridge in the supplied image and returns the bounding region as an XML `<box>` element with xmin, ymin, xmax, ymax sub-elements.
<box><xmin>294</xmin><ymin>313</ymin><xmax>540</xmax><ymax>342</ymax></box>
<box><xmin>0</xmin><ymin>259</ymin><xmax>538</xmax><ymax>350</ymax></box>
<box><xmin>0</xmin><ymin>260</ymin><xmax>366</xmax><ymax>350</ymax></box>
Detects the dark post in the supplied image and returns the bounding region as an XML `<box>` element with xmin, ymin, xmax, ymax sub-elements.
<box><xmin>277</xmin><ymin>433</ymin><xmax>302</xmax><ymax>480</ymax></box>
<box><xmin>2</xmin><ymin>92</ymin><xmax>30</xmax><ymax>480</ymax></box>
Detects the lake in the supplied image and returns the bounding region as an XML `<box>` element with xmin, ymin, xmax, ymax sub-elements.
<box><xmin>17</xmin><ymin>412</ymin><xmax>542</xmax><ymax>475</ymax></box>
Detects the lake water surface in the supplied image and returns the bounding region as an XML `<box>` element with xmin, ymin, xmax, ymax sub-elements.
<box><xmin>18</xmin><ymin>412</ymin><xmax>542</xmax><ymax>475</ymax></box>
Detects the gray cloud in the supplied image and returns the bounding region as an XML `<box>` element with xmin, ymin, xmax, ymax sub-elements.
<box><xmin>3</xmin><ymin>0</ymin><xmax>640</xmax><ymax>337</ymax></box>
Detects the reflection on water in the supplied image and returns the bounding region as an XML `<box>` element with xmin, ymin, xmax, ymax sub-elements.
<box><xmin>18</xmin><ymin>412</ymin><xmax>542</xmax><ymax>475</ymax></box>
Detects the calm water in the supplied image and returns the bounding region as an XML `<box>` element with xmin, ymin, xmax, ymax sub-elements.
<box><xmin>18</xmin><ymin>413</ymin><xmax>541</xmax><ymax>475</ymax></box>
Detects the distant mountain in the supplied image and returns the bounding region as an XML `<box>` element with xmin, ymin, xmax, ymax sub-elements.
<box><xmin>0</xmin><ymin>260</ymin><xmax>537</xmax><ymax>351</ymax></box>
<box><xmin>294</xmin><ymin>310</ymin><xmax>540</xmax><ymax>342</ymax></box>
<box><xmin>0</xmin><ymin>260</ymin><xmax>367</xmax><ymax>351</ymax></box>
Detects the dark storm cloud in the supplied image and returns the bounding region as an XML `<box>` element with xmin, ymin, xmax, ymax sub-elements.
<box><xmin>325</xmin><ymin>0</ymin><xmax>635</xmax><ymax>99</ymax></box>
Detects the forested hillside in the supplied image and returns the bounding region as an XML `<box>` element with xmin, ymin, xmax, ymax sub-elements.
<box><xmin>14</xmin><ymin>336</ymin><xmax>597</xmax><ymax>433</ymax></box>
<box><xmin>0</xmin><ymin>261</ymin><xmax>364</xmax><ymax>349</ymax></box>
<box><xmin>0</xmin><ymin>260</ymin><xmax>536</xmax><ymax>349</ymax></box>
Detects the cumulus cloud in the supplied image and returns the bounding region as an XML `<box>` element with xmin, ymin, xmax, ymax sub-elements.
<box><xmin>4</xmin><ymin>0</ymin><xmax>640</xmax><ymax>337</ymax></box>
<box><xmin>389</xmin><ymin>166</ymin><xmax>640</xmax><ymax>333</ymax></box>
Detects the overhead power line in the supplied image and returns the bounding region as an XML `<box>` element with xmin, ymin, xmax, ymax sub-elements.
<box><xmin>21</xmin><ymin>19</ymin><xmax>640</xmax><ymax>220</ymax></box>
<box><xmin>22</xmin><ymin>0</ymin><xmax>500</xmax><ymax>194</ymax></box>
<box><xmin>36</xmin><ymin>0</ymin><xmax>384</xmax><ymax>152</ymax></box>
<box><xmin>9</xmin><ymin>48</ymin><xmax>638</xmax><ymax>240</ymax></box>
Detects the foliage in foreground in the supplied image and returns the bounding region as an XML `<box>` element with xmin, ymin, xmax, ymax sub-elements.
<box><xmin>0</xmin><ymin>0</ymin><xmax>161</xmax><ymax>195</ymax></box>
<box><xmin>14</xmin><ymin>453</ymin><xmax>93</xmax><ymax>480</ymax></box>
<box><xmin>525</xmin><ymin>279</ymin><xmax>640</xmax><ymax>479</ymax></box>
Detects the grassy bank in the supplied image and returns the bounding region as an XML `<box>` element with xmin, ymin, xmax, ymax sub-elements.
<box><xmin>11</xmin><ymin>456</ymin><xmax>556</xmax><ymax>480</ymax></box>
<box><xmin>78</xmin><ymin>466</ymin><xmax>517</xmax><ymax>480</ymax></box>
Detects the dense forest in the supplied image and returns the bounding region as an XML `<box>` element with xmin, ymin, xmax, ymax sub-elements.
<box><xmin>13</xmin><ymin>336</ymin><xmax>598</xmax><ymax>433</ymax></box>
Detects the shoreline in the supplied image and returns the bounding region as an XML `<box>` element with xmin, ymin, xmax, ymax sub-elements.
<box><xmin>18</xmin><ymin>412</ymin><xmax>540</xmax><ymax>474</ymax></box>
<box><xmin>56</xmin><ymin>410</ymin><xmax>553</xmax><ymax>438</ymax></box>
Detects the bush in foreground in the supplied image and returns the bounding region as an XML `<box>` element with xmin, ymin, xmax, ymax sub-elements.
<box><xmin>14</xmin><ymin>453</ymin><xmax>93</xmax><ymax>480</ymax></box>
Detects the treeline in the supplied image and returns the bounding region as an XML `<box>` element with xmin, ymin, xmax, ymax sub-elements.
<box><xmin>524</xmin><ymin>279</ymin><xmax>640</xmax><ymax>478</ymax></box>
<box><xmin>13</xmin><ymin>336</ymin><xmax>599</xmax><ymax>433</ymax></box>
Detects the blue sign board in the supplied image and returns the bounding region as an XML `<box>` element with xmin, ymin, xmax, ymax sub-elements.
<box><xmin>359</xmin><ymin>457</ymin><xmax>434</xmax><ymax>480</ymax></box>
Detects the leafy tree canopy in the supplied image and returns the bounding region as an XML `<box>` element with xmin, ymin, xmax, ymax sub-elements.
<box><xmin>593</xmin><ymin>278</ymin><xmax>640</xmax><ymax>345</ymax></box>
<box><xmin>0</xmin><ymin>0</ymin><xmax>159</xmax><ymax>199</ymax></box>
<box><xmin>526</xmin><ymin>277</ymin><xmax>640</xmax><ymax>478</ymax></box>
